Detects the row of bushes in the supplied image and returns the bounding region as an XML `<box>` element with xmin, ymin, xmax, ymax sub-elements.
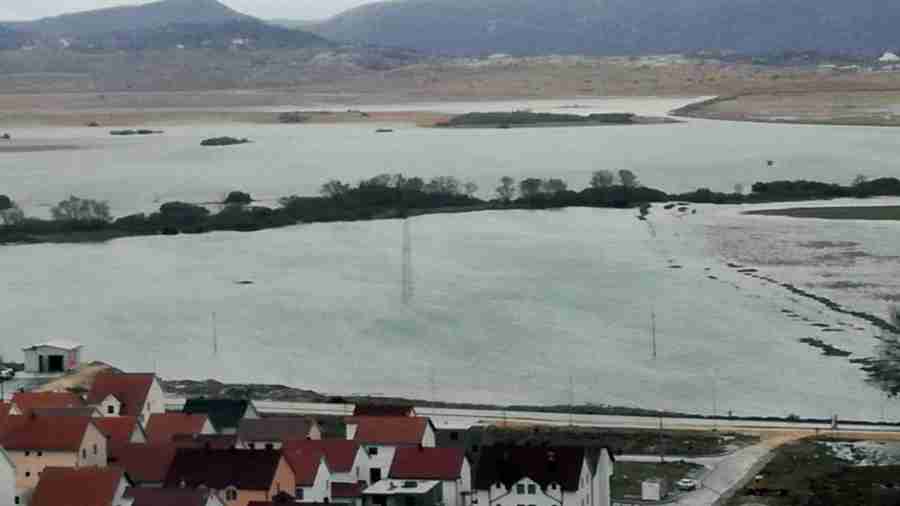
<box><xmin>4</xmin><ymin>175</ymin><xmax>900</xmax><ymax>242</ymax></box>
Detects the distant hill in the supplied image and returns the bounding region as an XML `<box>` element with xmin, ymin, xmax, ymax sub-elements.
<box><xmin>0</xmin><ymin>0</ymin><xmax>330</xmax><ymax>51</ymax></box>
<box><xmin>315</xmin><ymin>0</ymin><xmax>900</xmax><ymax>56</ymax></box>
<box><xmin>9</xmin><ymin>0</ymin><xmax>252</xmax><ymax>36</ymax></box>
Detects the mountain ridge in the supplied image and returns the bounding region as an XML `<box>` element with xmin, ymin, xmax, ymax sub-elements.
<box><xmin>315</xmin><ymin>0</ymin><xmax>900</xmax><ymax>56</ymax></box>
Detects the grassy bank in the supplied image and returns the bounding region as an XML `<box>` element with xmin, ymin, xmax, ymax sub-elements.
<box><xmin>747</xmin><ymin>205</ymin><xmax>900</xmax><ymax>220</ymax></box>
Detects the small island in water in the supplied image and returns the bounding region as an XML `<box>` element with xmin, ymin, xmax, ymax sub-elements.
<box><xmin>201</xmin><ymin>136</ymin><xmax>252</xmax><ymax>147</ymax></box>
<box><xmin>110</xmin><ymin>129</ymin><xmax>164</xmax><ymax>136</ymax></box>
<box><xmin>435</xmin><ymin>111</ymin><xmax>677</xmax><ymax>129</ymax></box>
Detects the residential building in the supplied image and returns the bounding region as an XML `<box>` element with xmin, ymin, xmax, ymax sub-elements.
<box><xmin>362</xmin><ymin>479</ymin><xmax>442</xmax><ymax>506</ymax></box>
<box><xmin>237</xmin><ymin>418</ymin><xmax>321</xmax><ymax>450</ymax></box>
<box><xmin>0</xmin><ymin>415</ymin><xmax>107</xmax><ymax>505</ymax></box>
<box><xmin>0</xmin><ymin>446</ymin><xmax>14</xmax><ymax>506</ymax></box>
<box><xmin>284</xmin><ymin>449</ymin><xmax>331</xmax><ymax>503</ymax></box>
<box><xmin>146</xmin><ymin>413</ymin><xmax>216</xmax><ymax>443</ymax></box>
<box><xmin>172</xmin><ymin>434</ymin><xmax>238</xmax><ymax>450</ymax></box>
<box><xmin>108</xmin><ymin>443</ymin><xmax>177</xmax><ymax>487</ymax></box>
<box><xmin>283</xmin><ymin>440</ymin><xmax>366</xmax><ymax>506</ymax></box>
<box><xmin>282</xmin><ymin>440</ymin><xmax>365</xmax><ymax>484</ymax></box>
<box><xmin>9</xmin><ymin>392</ymin><xmax>86</xmax><ymax>416</ymax></box>
<box><xmin>432</xmin><ymin>420</ymin><xmax>484</xmax><ymax>457</ymax></box>
<box><xmin>348</xmin><ymin>417</ymin><xmax>436</xmax><ymax>485</ymax></box>
<box><xmin>29</xmin><ymin>466</ymin><xmax>132</xmax><ymax>506</ymax></box>
<box><xmin>22</xmin><ymin>342</ymin><xmax>82</xmax><ymax>374</ymax></box>
<box><xmin>182</xmin><ymin>399</ymin><xmax>260</xmax><ymax>435</ymax></box>
<box><xmin>86</xmin><ymin>373</ymin><xmax>166</xmax><ymax>423</ymax></box>
<box><xmin>388</xmin><ymin>447</ymin><xmax>471</xmax><ymax>506</ymax></box>
<box><xmin>94</xmin><ymin>417</ymin><xmax>148</xmax><ymax>445</ymax></box>
<box><xmin>473</xmin><ymin>446</ymin><xmax>614</xmax><ymax>506</ymax></box>
<box><xmin>164</xmin><ymin>449</ymin><xmax>295</xmax><ymax>506</ymax></box>
<box><xmin>126</xmin><ymin>487</ymin><xmax>225</xmax><ymax>506</ymax></box>
<box><xmin>352</xmin><ymin>405</ymin><xmax>416</xmax><ymax>417</ymax></box>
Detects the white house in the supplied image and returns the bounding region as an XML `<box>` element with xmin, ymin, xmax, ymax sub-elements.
<box><xmin>29</xmin><ymin>467</ymin><xmax>133</xmax><ymax>506</ymax></box>
<box><xmin>236</xmin><ymin>418</ymin><xmax>321</xmax><ymax>450</ymax></box>
<box><xmin>285</xmin><ymin>451</ymin><xmax>332</xmax><ymax>503</ymax></box>
<box><xmin>348</xmin><ymin>417</ymin><xmax>436</xmax><ymax>485</ymax></box>
<box><xmin>0</xmin><ymin>446</ymin><xmax>14</xmax><ymax>506</ymax></box>
<box><xmin>388</xmin><ymin>447</ymin><xmax>471</xmax><ymax>506</ymax></box>
<box><xmin>85</xmin><ymin>373</ymin><xmax>166</xmax><ymax>424</ymax></box>
<box><xmin>473</xmin><ymin>446</ymin><xmax>614</xmax><ymax>506</ymax></box>
<box><xmin>283</xmin><ymin>440</ymin><xmax>367</xmax><ymax>506</ymax></box>
<box><xmin>21</xmin><ymin>342</ymin><xmax>82</xmax><ymax>374</ymax></box>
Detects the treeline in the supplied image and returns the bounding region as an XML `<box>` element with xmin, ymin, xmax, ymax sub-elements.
<box><xmin>3</xmin><ymin>173</ymin><xmax>900</xmax><ymax>244</ymax></box>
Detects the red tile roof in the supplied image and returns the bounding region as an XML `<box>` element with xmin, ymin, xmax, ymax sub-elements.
<box><xmin>30</xmin><ymin>466</ymin><xmax>125</xmax><ymax>506</ymax></box>
<box><xmin>283</xmin><ymin>448</ymin><xmax>326</xmax><ymax>486</ymax></box>
<box><xmin>94</xmin><ymin>416</ymin><xmax>142</xmax><ymax>445</ymax></box>
<box><xmin>238</xmin><ymin>418</ymin><xmax>317</xmax><ymax>443</ymax></box>
<box><xmin>126</xmin><ymin>487</ymin><xmax>213</xmax><ymax>506</ymax></box>
<box><xmin>0</xmin><ymin>402</ymin><xmax>12</xmax><ymax>436</ymax></box>
<box><xmin>164</xmin><ymin>448</ymin><xmax>286</xmax><ymax>491</ymax></box>
<box><xmin>171</xmin><ymin>434</ymin><xmax>237</xmax><ymax>449</ymax></box>
<box><xmin>0</xmin><ymin>415</ymin><xmax>93</xmax><ymax>451</ymax></box>
<box><xmin>86</xmin><ymin>372</ymin><xmax>155</xmax><ymax>416</ymax></box>
<box><xmin>108</xmin><ymin>443</ymin><xmax>177</xmax><ymax>484</ymax></box>
<box><xmin>11</xmin><ymin>392</ymin><xmax>85</xmax><ymax>414</ymax></box>
<box><xmin>332</xmin><ymin>482</ymin><xmax>365</xmax><ymax>498</ymax></box>
<box><xmin>351</xmin><ymin>416</ymin><xmax>430</xmax><ymax>445</ymax></box>
<box><xmin>147</xmin><ymin>413</ymin><xmax>210</xmax><ymax>443</ymax></box>
<box><xmin>282</xmin><ymin>440</ymin><xmax>360</xmax><ymax>473</ymax></box>
<box><xmin>390</xmin><ymin>447</ymin><xmax>466</xmax><ymax>480</ymax></box>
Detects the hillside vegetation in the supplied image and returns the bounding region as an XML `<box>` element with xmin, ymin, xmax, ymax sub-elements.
<box><xmin>315</xmin><ymin>0</ymin><xmax>900</xmax><ymax>56</ymax></box>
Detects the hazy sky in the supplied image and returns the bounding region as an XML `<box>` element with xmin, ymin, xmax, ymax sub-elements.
<box><xmin>0</xmin><ymin>0</ymin><xmax>378</xmax><ymax>21</ymax></box>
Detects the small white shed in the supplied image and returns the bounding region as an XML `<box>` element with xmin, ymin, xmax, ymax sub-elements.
<box><xmin>642</xmin><ymin>478</ymin><xmax>668</xmax><ymax>501</ymax></box>
<box><xmin>22</xmin><ymin>341</ymin><xmax>83</xmax><ymax>373</ymax></box>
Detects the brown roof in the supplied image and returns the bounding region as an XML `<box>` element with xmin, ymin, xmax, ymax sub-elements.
<box><xmin>332</xmin><ymin>482</ymin><xmax>365</xmax><ymax>498</ymax></box>
<box><xmin>126</xmin><ymin>487</ymin><xmax>213</xmax><ymax>506</ymax></box>
<box><xmin>30</xmin><ymin>407</ymin><xmax>100</xmax><ymax>417</ymax></box>
<box><xmin>108</xmin><ymin>443</ymin><xmax>178</xmax><ymax>484</ymax></box>
<box><xmin>0</xmin><ymin>415</ymin><xmax>93</xmax><ymax>451</ymax></box>
<box><xmin>352</xmin><ymin>416</ymin><xmax>430</xmax><ymax>445</ymax></box>
<box><xmin>147</xmin><ymin>413</ymin><xmax>210</xmax><ymax>443</ymax></box>
<box><xmin>30</xmin><ymin>466</ymin><xmax>125</xmax><ymax>506</ymax></box>
<box><xmin>283</xmin><ymin>448</ymin><xmax>325</xmax><ymax>486</ymax></box>
<box><xmin>171</xmin><ymin>434</ymin><xmax>237</xmax><ymax>449</ymax></box>
<box><xmin>353</xmin><ymin>404</ymin><xmax>416</xmax><ymax>417</ymax></box>
<box><xmin>390</xmin><ymin>447</ymin><xmax>465</xmax><ymax>480</ymax></box>
<box><xmin>164</xmin><ymin>448</ymin><xmax>286</xmax><ymax>491</ymax></box>
<box><xmin>86</xmin><ymin>372</ymin><xmax>155</xmax><ymax>416</ymax></box>
<box><xmin>474</xmin><ymin>446</ymin><xmax>588</xmax><ymax>492</ymax></box>
<box><xmin>238</xmin><ymin>418</ymin><xmax>316</xmax><ymax>443</ymax></box>
<box><xmin>282</xmin><ymin>440</ymin><xmax>360</xmax><ymax>473</ymax></box>
<box><xmin>0</xmin><ymin>402</ymin><xmax>12</xmax><ymax>436</ymax></box>
<box><xmin>11</xmin><ymin>392</ymin><xmax>86</xmax><ymax>414</ymax></box>
<box><xmin>94</xmin><ymin>416</ymin><xmax>142</xmax><ymax>445</ymax></box>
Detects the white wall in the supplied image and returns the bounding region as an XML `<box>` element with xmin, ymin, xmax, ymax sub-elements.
<box><xmin>422</xmin><ymin>425</ymin><xmax>436</xmax><ymax>448</ymax></box>
<box><xmin>0</xmin><ymin>448</ymin><xmax>14</xmax><ymax>506</ymax></box>
<box><xmin>296</xmin><ymin>458</ymin><xmax>331</xmax><ymax>503</ymax></box>
<box><xmin>141</xmin><ymin>378</ymin><xmax>166</xmax><ymax>425</ymax></box>
<box><xmin>476</xmin><ymin>478</ymin><xmax>565</xmax><ymax>506</ymax></box>
<box><xmin>594</xmin><ymin>450</ymin><xmax>613</xmax><ymax>506</ymax></box>
<box><xmin>358</xmin><ymin>446</ymin><xmax>395</xmax><ymax>485</ymax></box>
<box><xmin>343</xmin><ymin>448</ymin><xmax>368</xmax><ymax>484</ymax></box>
<box><xmin>113</xmin><ymin>476</ymin><xmax>134</xmax><ymax>506</ymax></box>
<box><xmin>100</xmin><ymin>395</ymin><xmax>122</xmax><ymax>417</ymax></box>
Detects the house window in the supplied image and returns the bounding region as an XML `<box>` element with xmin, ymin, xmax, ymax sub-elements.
<box><xmin>368</xmin><ymin>447</ymin><xmax>378</xmax><ymax>456</ymax></box>
<box><xmin>265</xmin><ymin>443</ymin><xmax>274</xmax><ymax>450</ymax></box>
<box><xmin>15</xmin><ymin>497</ymin><xmax>20</xmax><ymax>505</ymax></box>
<box><xmin>108</xmin><ymin>405</ymin><xmax>115</xmax><ymax>414</ymax></box>
<box><xmin>527</xmin><ymin>485</ymin><xmax>536</xmax><ymax>495</ymax></box>
<box><xmin>24</xmin><ymin>451</ymin><xmax>30</xmax><ymax>457</ymax></box>
<box><xmin>516</xmin><ymin>485</ymin><xmax>525</xmax><ymax>495</ymax></box>
<box><xmin>37</xmin><ymin>451</ymin><xmax>42</xmax><ymax>457</ymax></box>
<box><xmin>82</xmin><ymin>449</ymin><xmax>87</xmax><ymax>459</ymax></box>
<box><xmin>25</xmin><ymin>472</ymin><xmax>30</xmax><ymax>478</ymax></box>
<box><xmin>450</xmin><ymin>432</ymin><xmax>459</xmax><ymax>441</ymax></box>
<box><xmin>248</xmin><ymin>443</ymin><xmax>256</xmax><ymax>450</ymax></box>
<box><xmin>93</xmin><ymin>444</ymin><xmax>98</xmax><ymax>455</ymax></box>
<box><xmin>296</xmin><ymin>488</ymin><xmax>305</xmax><ymax>500</ymax></box>
<box><xmin>225</xmin><ymin>489</ymin><xmax>238</xmax><ymax>501</ymax></box>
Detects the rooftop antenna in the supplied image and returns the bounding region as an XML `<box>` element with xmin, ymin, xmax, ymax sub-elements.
<box><xmin>651</xmin><ymin>310</ymin><xmax>657</xmax><ymax>360</ymax></box>
<box><xmin>402</xmin><ymin>219</ymin><xmax>413</xmax><ymax>305</ymax></box>
<box><xmin>429</xmin><ymin>365</ymin><xmax>437</xmax><ymax>404</ymax></box>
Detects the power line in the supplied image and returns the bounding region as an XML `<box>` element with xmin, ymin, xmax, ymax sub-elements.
<box><xmin>402</xmin><ymin>219</ymin><xmax>413</xmax><ymax>305</ymax></box>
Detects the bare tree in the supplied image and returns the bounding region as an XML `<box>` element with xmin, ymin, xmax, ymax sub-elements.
<box><xmin>51</xmin><ymin>196</ymin><xmax>111</xmax><ymax>222</ymax></box>
<box><xmin>590</xmin><ymin>170</ymin><xmax>615</xmax><ymax>189</ymax></box>
<box><xmin>853</xmin><ymin>174</ymin><xmax>869</xmax><ymax>187</ymax></box>
<box><xmin>463</xmin><ymin>181</ymin><xmax>479</xmax><ymax>197</ymax></box>
<box><xmin>519</xmin><ymin>178</ymin><xmax>544</xmax><ymax>199</ymax></box>
<box><xmin>496</xmin><ymin>176</ymin><xmax>517</xmax><ymax>202</ymax></box>
<box><xmin>0</xmin><ymin>200</ymin><xmax>24</xmax><ymax>226</ymax></box>
<box><xmin>733</xmin><ymin>183</ymin><xmax>745</xmax><ymax>195</ymax></box>
<box><xmin>618</xmin><ymin>169</ymin><xmax>639</xmax><ymax>189</ymax></box>
<box><xmin>541</xmin><ymin>178</ymin><xmax>568</xmax><ymax>194</ymax></box>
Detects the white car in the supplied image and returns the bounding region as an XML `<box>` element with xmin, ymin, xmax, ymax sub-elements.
<box><xmin>0</xmin><ymin>368</ymin><xmax>15</xmax><ymax>380</ymax></box>
<box><xmin>676</xmin><ymin>479</ymin><xmax>699</xmax><ymax>491</ymax></box>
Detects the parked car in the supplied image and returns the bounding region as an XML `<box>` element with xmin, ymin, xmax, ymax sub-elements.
<box><xmin>0</xmin><ymin>367</ymin><xmax>15</xmax><ymax>380</ymax></box>
<box><xmin>676</xmin><ymin>478</ymin><xmax>699</xmax><ymax>491</ymax></box>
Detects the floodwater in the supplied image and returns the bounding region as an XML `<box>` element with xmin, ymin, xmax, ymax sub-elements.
<box><xmin>2</xmin><ymin>97</ymin><xmax>900</xmax><ymax>418</ymax></box>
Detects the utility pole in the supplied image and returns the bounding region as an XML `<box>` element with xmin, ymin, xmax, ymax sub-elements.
<box><xmin>212</xmin><ymin>312</ymin><xmax>218</xmax><ymax>356</ymax></box>
<box><xmin>658</xmin><ymin>417</ymin><xmax>665</xmax><ymax>463</ymax></box>
<box><xmin>712</xmin><ymin>369</ymin><xmax>719</xmax><ymax>431</ymax></box>
<box><xmin>402</xmin><ymin>219</ymin><xmax>413</xmax><ymax>305</ymax></box>
<box><xmin>429</xmin><ymin>366</ymin><xmax>437</xmax><ymax>404</ymax></box>
<box><xmin>651</xmin><ymin>310</ymin><xmax>657</xmax><ymax>360</ymax></box>
<box><xmin>568</xmin><ymin>375</ymin><xmax>575</xmax><ymax>426</ymax></box>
